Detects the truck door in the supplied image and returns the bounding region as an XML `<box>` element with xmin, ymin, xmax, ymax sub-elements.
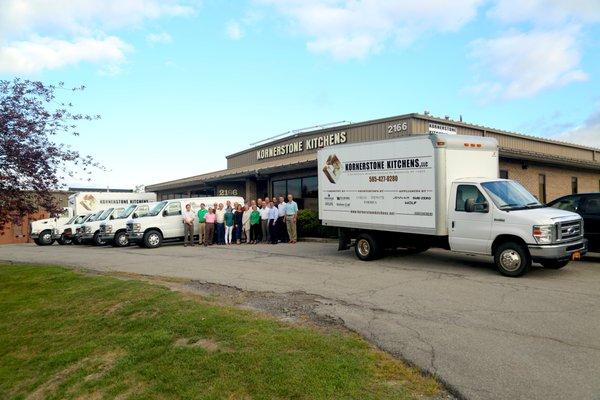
<box><xmin>448</xmin><ymin>184</ymin><xmax>493</xmax><ymax>254</ymax></box>
<box><xmin>580</xmin><ymin>195</ymin><xmax>600</xmax><ymax>252</ymax></box>
<box><xmin>162</xmin><ymin>201</ymin><xmax>182</xmax><ymax>239</ymax></box>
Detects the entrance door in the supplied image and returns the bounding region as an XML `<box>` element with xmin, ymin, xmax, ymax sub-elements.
<box><xmin>448</xmin><ymin>184</ymin><xmax>493</xmax><ymax>254</ymax></box>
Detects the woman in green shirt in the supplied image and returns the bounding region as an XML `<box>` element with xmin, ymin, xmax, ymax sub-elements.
<box><xmin>249</xmin><ymin>205</ymin><xmax>261</xmax><ymax>244</ymax></box>
<box><xmin>224</xmin><ymin>207</ymin><xmax>235</xmax><ymax>245</ymax></box>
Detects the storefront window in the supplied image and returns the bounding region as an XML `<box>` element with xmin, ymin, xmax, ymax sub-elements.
<box><xmin>302</xmin><ymin>176</ymin><xmax>318</xmax><ymax>198</ymax></box>
<box><xmin>287</xmin><ymin>178</ymin><xmax>302</xmax><ymax>198</ymax></box>
<box><xmin>272</xmin><ymin>180</ymin><xmax>286</xmax><ymax>198</ymax></box>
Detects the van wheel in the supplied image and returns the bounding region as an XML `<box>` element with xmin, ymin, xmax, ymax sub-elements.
<box><xmin>57</xmin><ymin>235</ymin><xmax>72</xmax><ymax>245</ymax></box>
<box><xmin>93</xmin><ymin>232</ymin><xmax>106</xmax><ymax>246</ymax></box>
<box><xmin>38</xmin><ymin>230</ymin><xmax>54</xmax><ymax>246</ymax></box>
<box><xmin>113</xmin><ymin>231</ymin><xmax>129</xmax><ymax>247</ymax></box>
<box><xmin>541</xmin><ymin>260</ymin><xmax>569</xmax><ymax>269</ymax></box>
<box><xmin>494</xmin><ymin>242</ymin><xmax>531</xmax><ymax>277</ymax></box>
<box><xmin>143</xmin><ymin>230</ymin><xmax>162</xmax><ymax>249</ymax></box>
<box><xmin>354</xmin><ymin>233</ymin><xmax>381</xmax><ymax>261</ymax></box>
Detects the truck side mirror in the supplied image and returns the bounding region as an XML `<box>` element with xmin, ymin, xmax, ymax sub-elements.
<box><xmin>109</xmin><ymin>215</ymin><xmax>114</xmax><ymax>220</ymax></box>
<box><xmin>132</xmin><ymin>213</ymin><xmax>138</xmax><ymax>219</ymax></box>
<box><xmin>162</xmin><ymin>209</ymin><xmax>168</xmax><ymax>217</ymax></box>
<box><xmin>465</xmin><ymin>198</ymin><xmax>489</xmax><ymax>213</ymax></box>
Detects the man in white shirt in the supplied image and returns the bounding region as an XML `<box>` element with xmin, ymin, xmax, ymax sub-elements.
<box><xmin>215</xmin><ymin>203</ymin><xmax>225</xmax><ymax>245</ymax></box>
<box><xmin>277</xmin><ymin>196</ymin><xmax>288</xmax><ymax>243</ymax></box>
<box><xmin>182</xmin><ymin>203</ymin><xmax>195</xmax><ymax>247</ymax></box>
<box><xmin>260</xmin><ymin>203</ymin><xmax>270</xmax><ymax>243</ymax></box>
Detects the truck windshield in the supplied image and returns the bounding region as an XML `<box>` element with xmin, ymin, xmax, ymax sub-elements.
<box><xmin>65</xmin><ymin>216</ymin><xmax>78</xmax><ymax>224</ymax></box>
<box><xmin>73</xmin><ymin>215</ymin><xmax>87</xmax><ymax>224</ymax></box>
<box><xmin>116</xmin><ymin>205</ymin><xmax>137</xmax><ymax>219</ymax></box>
<box><xmin>97</xmin><ymin>208</ymin><xmax>114</xmax><ymax>221</ymax></box>
<box><xmin>481</xmin><ymin>180</ymin><xmax>543</xmax><ymax>210</ymax></box>
<box><xmin>147</xmin><ymin>201</ymin><xmax>168</xmax><ymax>217</ymax></box>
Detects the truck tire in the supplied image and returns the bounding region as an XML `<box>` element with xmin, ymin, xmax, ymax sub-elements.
<box><xmin>92</xmin><ymin>231</ymin><xmax>106</xmax><ymax>246</ymax></box>
<box><xmin>33</xmin><ymin>238</ymin><xmax>42</xmax><ymax>246</ymax></box>
<box><xmin>57</xmin><ymin>235</ymin><xmax>72</xmax><ymax>245</ymax></box>
<box><xmin>354</xmin><ymin>233</ymin><xmax>381</xmax><ymax>261</ymax></box>
<box><xmin>143</xmin><ymin>230</ymin><xmax>162</xmax><ymax>249</ymax></box>
<box><xmin>541</xmin><ymin>260</ymin><xmax>570</xmax><ymax>269</ymax></box>
<box><xmin>38</xmin><ymin>230</ymin><xmax>54</xmax><ymax>246</ymax></box>
<box><xmin>112</xmin><ymin>231</ymin><xmax>129</xmax><ymax>247</ymax></box>
<box><xmin>494</xmin><ymin>241</ymin><xmax>531</xmax><ymax>277</ymax></box>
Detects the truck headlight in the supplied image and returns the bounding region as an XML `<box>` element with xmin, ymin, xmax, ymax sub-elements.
<box><xmin>133</xmin><ymin>223</ymin><xmax>142</xmax><ymax>232</ymax></box>
<box><xmin>533</xmin><ymin>225</ymin><xmax>554</xmax><ymax>244</ymax></box>
<box><xmin>105</xmin><ymin>225</ymin><xmax>113</xmax><ymax>234</ymax></box>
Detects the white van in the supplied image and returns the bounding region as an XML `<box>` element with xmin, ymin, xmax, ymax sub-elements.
<box><xmin>81</xmin><ymin>207</ymin><xmax>126</xmax><ymax>246</ymax></box>
<box><xmin>54</xmin><ymin>213</ymin><xmax>94</xmax><ymax>245</ymax></box>
<box><xmin>98</xmin><ymin>202</ymin><xmax>156</xmax><ymax>247</ymax></box>
<box><xmin>126</xmin><ymin>196</ymin><xmax>244</xmax><ymax>248</ymax></box>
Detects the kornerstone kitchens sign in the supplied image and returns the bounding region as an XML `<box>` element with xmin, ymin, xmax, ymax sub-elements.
<box><xmin>256</xmin><ymin>131</ymin><xmax>347</xmax><ymax>160</ymax></box>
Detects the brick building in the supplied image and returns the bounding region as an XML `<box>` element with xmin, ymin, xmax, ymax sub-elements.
<box><xmin>147</xmin><ymin>113</ymin><xmax>600</xmax><ymax>208</ymax></box>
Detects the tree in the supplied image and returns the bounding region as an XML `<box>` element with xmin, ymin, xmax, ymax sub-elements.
<box><xmin>0</xmin><ymin>78</ymin><xmax>101</xmax><ymax>230</ymax></box>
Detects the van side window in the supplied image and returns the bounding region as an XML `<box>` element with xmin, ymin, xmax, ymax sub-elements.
<box><xmin>165</xmin><ymin>202</ymin><xmax>181</xmax><ymax>216</ymax></box>
<box><xmin>582</xmin><ymin>196</ymin><xmax>600</xmax><ymax>214</ymax></box>
<box><xmin>455</xmin><ymin>185</ymin><xmax>485</xmax><ymax>212</ymax></box>
<box><xmin>137</xmin><ymin>205</ymin><xmax>149</xmax><ymax>217</ymax></box>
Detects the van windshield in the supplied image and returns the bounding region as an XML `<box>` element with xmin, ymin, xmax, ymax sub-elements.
<box><xmin>147</xmin><ymin>201</ymin><xmax>168</xmax><ymax>217</ymax></box>
<box><xmin>116</xmin><ymin>205</ymin><xmax>137</xmax><ymax>219</ymax></box>
<box><xmin>73</xmin><ymin>215</ymin><xmax>87</xmax><ymax>224</ymax></box>
<box><xmin>97</xmin><ymin>208</ymin><xmax>114</xmax><ymax>221</ymax></box>
<box><xmin>481</xmin><ymin>180</ymin><xmax>543</xmax><ymax>210</ymax></box>
<box><xmin>64</xmin><ymin>216</ymin><xmax>78</xmax><ymax>224</ymax></box>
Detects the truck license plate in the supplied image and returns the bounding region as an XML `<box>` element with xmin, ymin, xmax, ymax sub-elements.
<box><xmin>571</xmin><ymin>251</ymin><xmax>581</xmax><ymax>261</ymax></box>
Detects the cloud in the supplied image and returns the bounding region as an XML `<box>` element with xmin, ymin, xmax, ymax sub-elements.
<box><xmin>0</xmin><ymin>0</ymin><xmax>195</xmax><ymax>74</ymax></box>
<box><xmin>466</xmin><ymin>28</ymin><xmax>588</xmax><ymax>99</ymax></box>
<box><xmin>0</xmin><ymin>36</ymin><xmax>131</xmax><ymax>74</ymax></box>
<box><xmin>256</xmin><ymin>0</ymin><xmax>483</xmax><ymax>59</ymax></box>
<box><xmin>488</xmin><ymin>0</ymin><xmax>600</xmax><ymax>25</ymax></box>
<box><xmin>0</xmin><ymin>0</ymin><xmax>195</xmax><ymax>39</ymax></box>
<box><xmin>146</xmin><ymin>32</ymin><xmax>173</xmax><ymax>44</ymax></box>
<box><xmin>226</xmin><ymin>21</ymin><xmax>245</xmax><ymax>40</ymax></box>
<box><xmin>555</xmin><ymin>107</ymin><xmax>600</xmax><ymax>147</ymax></box>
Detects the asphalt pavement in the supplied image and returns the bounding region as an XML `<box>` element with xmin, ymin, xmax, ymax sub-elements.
<box><xmin>1</xmin><ymin>242</ymin><xmax>599</xmax><ymax>400</ymax></box>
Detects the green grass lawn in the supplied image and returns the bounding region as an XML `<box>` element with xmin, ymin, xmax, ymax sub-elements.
<box><xmin>0</xmin><ymin>263</ymin><xmax>440</xmax><ymax>400</ymax></box>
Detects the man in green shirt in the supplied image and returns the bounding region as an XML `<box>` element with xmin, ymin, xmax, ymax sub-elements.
<box><xmin>197</xmin><ymin>203</ymin><xmax>208</xmax><ymax>246</ymax></box>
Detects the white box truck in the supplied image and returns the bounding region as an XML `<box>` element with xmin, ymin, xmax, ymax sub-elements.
<box><xmin>126</xmin><ymin>196</ymin><xmax>245</xmax><ymax>248</ymax></box>
<box><xmin>30</xmin><ymin>191</ymin><xmax>157</xmax><ymax>245</ymax></box>
<box><xmin>318</xmin><ymin>134</ymin><xmax>587</xmax><ymax>276</ymax></box>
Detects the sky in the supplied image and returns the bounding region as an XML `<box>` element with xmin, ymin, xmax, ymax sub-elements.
<box><xmin>1</xmin><ymin>0</ymin><xmax>599</xmax><ymax>189</ymax></box>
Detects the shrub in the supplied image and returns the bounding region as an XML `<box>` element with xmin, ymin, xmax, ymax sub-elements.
<box><xmin>297</xmin><ymin>209</ymin><xmax>338</xmax><ymax>238</ymax></box>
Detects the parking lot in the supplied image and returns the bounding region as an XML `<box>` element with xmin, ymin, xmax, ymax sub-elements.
<box><xmin>1</xmin><ymin>242</ymin><xmax>599</xmax><ymax>400</ymax></box>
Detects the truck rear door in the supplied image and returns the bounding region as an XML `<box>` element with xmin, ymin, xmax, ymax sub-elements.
<box><xmin>448</xmin><ymin>183</ymin><xmax>493</xmax><ymax>254</ymax></box>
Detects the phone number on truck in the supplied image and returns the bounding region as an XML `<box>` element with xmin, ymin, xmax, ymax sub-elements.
<box><xmin>368</xmin><ymin>175</ymin><xmax>399</xmax><ymax>182</ymax></box>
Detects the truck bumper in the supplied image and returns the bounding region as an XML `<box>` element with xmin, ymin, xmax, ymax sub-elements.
<box><xmin>99</xmin><ymin>234</ymin><xmax>114</xmax><ymax>242</ymax></box>
<box><xmin>81</xmin><ymin>233</ymin><xmax>94</xmax><ymax>240</ymax></box>
<box><xmin>127</xmin><ymin>232</ymin><xmax>143</xmax><ymax>243</ymax></box>
<box><xmin>30</xmin><ymin>233</ymin><xmax>40</xmax><ymax>239</ymax></box>
<box><xmin>528</xmin><ymin>238</ymin><xmax>587</xmax><ymax>262</ymax></box>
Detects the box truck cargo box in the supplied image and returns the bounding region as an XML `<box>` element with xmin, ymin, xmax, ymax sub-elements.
<box><xmin>318</xmin><ymin>134</ymin><xmax>587</xmax><ymax>276</ymax></box>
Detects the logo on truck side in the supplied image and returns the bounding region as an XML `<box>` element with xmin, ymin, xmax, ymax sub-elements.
<box><xmin>322</xmin><ymin>154</ymin><xmax>342</xmax><ymax>184</ymax></box>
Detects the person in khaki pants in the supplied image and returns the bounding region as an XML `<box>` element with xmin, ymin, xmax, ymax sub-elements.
<box><xmin>182</xmin><ymin>203</ymin><xmax>195</xmax><ymax>247</ymax></box>
<box><xmin>285</xmin><ymin>194</ymin><xmax>299</xmax><ymax>243</ymax></box>
<box><xmin>197</xmin><ymin>203</ymin><xmax>208</xmax><ymax>245</ymax></box>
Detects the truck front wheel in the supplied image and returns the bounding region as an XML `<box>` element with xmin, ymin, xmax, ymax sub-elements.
<box><xmin>540</xmin><ymin>260</ymin><xmax>569</xmax><ymax>269</ymax></box>
<box><xmin>38</xmin><ymin>230</ymin><xmax>54</xmax><ymax>246</ymax></box>
<box><xmin>143</xmin><ymin>230</ymin><xmax>162</xmax><ymax>249</ymax></box>
<box><xmin>354</xmin><ymin>233</ymin><xmax>381</xmax><ymax>261</ymax></box>
<box><xmin>112</xmin><ymin>231</ymin><xmax>129</xmax><ymax>247</ymax></box>
<box><xmin>494</xmin><ymin>242</ymin><xmax>531</xmax><ymax>277</ymax></box>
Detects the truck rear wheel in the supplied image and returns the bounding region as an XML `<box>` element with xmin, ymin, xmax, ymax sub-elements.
<box><xmin>541</xmin><ymin>260</ymin><xmax>569</xmax><ymax>269</ymax></box>
<box><xmin>143</xmin><ymin>230</ymin><xmax>162</xmax><ymax>249</ymax></box>
<box><xmin>354</xmin><ymin>233</ymin><xmax>381</xmax><ymax>261</ymax></box>
<box><xmin>494</xmin><ymin>242</ymin><xmax>531</xmax><ymax>277</ymax></box>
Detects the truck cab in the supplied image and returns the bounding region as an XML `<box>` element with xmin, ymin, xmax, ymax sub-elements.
<box><xmin>126</xmin><ymin>196</ymin><xmax>244</xmax><ymax>248</ymax></box>
<box><xmin>29</xmin><ymin>207</ymin><xmax>74</xmax><ymax>246</ymax></box>
<box><xmin>80</xmin><ymin>207</ymin><xmax>125</xmax><ymax>246</ymax></box>
<box><xmin>99</xmin><ymin>203</ymin><xmax>153</xmax><ymax>247</ymax></box>
<box><xmin>448</xmin><ymin>178</ymin><xmax>585</xmax><ymax>276</ymax></box>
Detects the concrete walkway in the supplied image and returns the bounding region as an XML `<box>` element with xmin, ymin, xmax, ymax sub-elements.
<box><xmin>1</xmin><ymin>243</ymin><xmax>599</xmax><ymax>400</ymax></box>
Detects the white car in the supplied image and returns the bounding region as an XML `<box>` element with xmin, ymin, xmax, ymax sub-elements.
<box><xmin>127</xmin><ymin>196</ymin><xmax>244</xmax><ymax>248</ymax></box>
<box><xmin>99</xmin><ymin>203</ymin><xmax>154</xmax><ymax>247</ymax></box>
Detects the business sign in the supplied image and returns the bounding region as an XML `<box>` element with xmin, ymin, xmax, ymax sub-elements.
<box><xmin>256</xmin><ymin>131</ymin><xmax>347</xmax><ymax>160</ymax></box>
<box><xmin>318</xmin><ymin>138</ymin><xmax>436</xmax><ymax>229</ymax></box>
<box><xmin>428</xmin><ymin>122</ymin><xmax>457</xmax><ymax>135</ymax></box>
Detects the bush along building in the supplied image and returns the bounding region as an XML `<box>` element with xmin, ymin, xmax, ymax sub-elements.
<box><xmin>147</xmin><ymin>113</ymin><xmax>600</xmax><ymax>209</ymax></box>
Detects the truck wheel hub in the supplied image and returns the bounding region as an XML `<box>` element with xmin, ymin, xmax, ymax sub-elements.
<box><xmin>357</xmin><ymin>239</ymin><xmax>370</xmax><ymax>256</ymax></box>
<box><xmin>118</xmin><ymin>235</ymin><xmax>128</xmax><ymax>245</ymax></box>
<box><xmin>148</xmin><ymin>234</ymin><xmax>159</xmax><ymax>246</ymax></box>
<box><xmin>500</xmin><ymin>250</ymin><xmax>521</xmax><ymax>271</ymax></box>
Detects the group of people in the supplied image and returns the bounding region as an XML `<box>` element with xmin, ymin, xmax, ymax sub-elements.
<box><xmin>181</xmin><ymin>194</ymin><xmax>299</xmax><ymax>246</ymax></box>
